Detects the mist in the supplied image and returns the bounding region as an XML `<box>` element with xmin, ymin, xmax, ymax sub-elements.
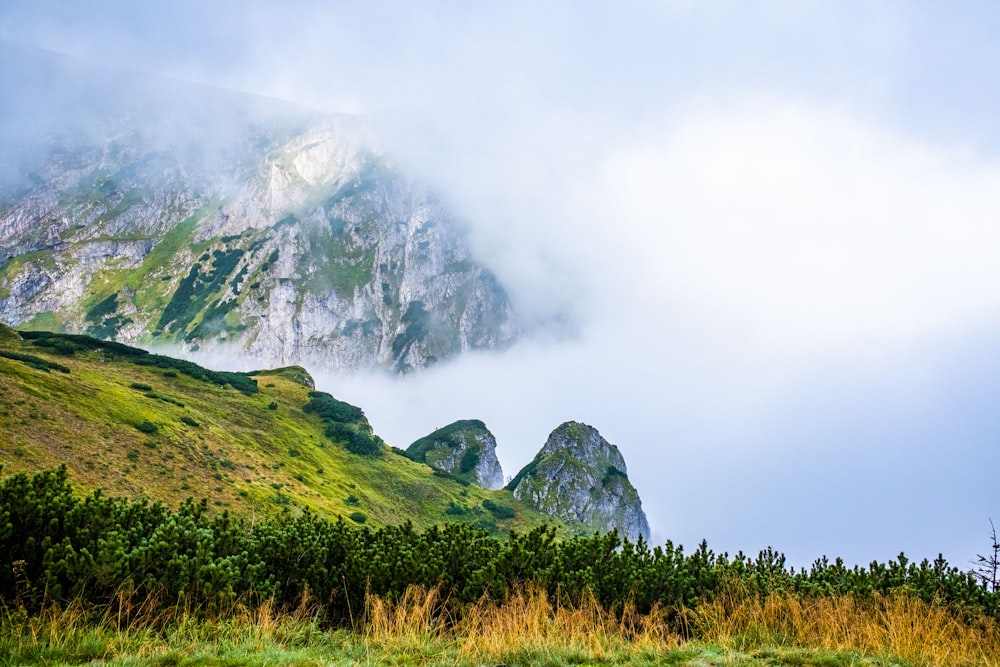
<box><xmin>4</xmin><ymin>1</ymin><xmax>1000</xmax><ymax>568</ymax></box>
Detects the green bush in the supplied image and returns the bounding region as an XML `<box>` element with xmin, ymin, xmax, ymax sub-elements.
<box><xmin>324</xmin><ymin>422</ymin><xmax>382</xmax><ymax>457</ymax></box>
<box><xmin>134</xmin><ymin>420</ymin><xmax>158</xmax><ymax>434</ymax></box>
<box><xmin>445</xmin><ymin>501</ymin><xmax>467</xmax><ymax>516</ymax></box>
<box><xmin>303</xmin><ymin>391</ymin><xmax>364</xmax><ymax>423</ymax></box>
<box><xmin>0</xmin><ymin>350</ymin><xmax>71</xmax><ymax>373</ymax></box>
<box><xmin>482</xmin><ymin>499</ymin><xmax>515</xmax><ymax>519</ymax></box>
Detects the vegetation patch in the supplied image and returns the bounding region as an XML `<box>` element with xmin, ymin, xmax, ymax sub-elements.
<box><xmin>155</xmin><ymin>247</ymin><xmax>245</xmax><ymax>337</ymax></box>
<box><xmin>19</xmin><ymin>330</ymin><xmax>258</xmax><ymax>394</ymax></box>
<box><xmin>0</xmin><ymin>350</ymin><xmax>71</xmax><ymax>374</ymax></box>
<box><xmin>302</xmin><ymin>390</ymin><xmax>382</xmax><ymax>456</ymax></box>
<box><xmin>303</xmin><ymin>391</ymin><xmax>365</xmax><ymax>424</ymax></box>
<box><xmin>83</xmin><ymin>292</ymin><xmax>134</xmax><ymax>340</ymax></box>
<box><xmin>482</xmin><ymin>499</ymin><xmax>516</xmax><ymax>519</ymax></box>
<box><xmin>602</xmin><ymin>465</ymin><xmax>628</xmax><ymax>487</ymax></box>
<box><xmin>134</xmin><ymin>420</ymin><xmax>158</xmax><ymax>434</ymax></box>
<box><xmin>324</xmin><ymin>422</ymin><xmax>383</xmax><ymax>456</ymax></box>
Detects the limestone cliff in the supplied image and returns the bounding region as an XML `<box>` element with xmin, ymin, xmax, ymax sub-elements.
<box><xmin>0</xmin><ymin>56</ymin><xmax>517</xmax><ymax>374</ymax></box>
<box><xmin>405</xmin><ymin>420</ymin><xmax>504</xmax><ymax>490</ymax></box>
<box><xmin>507</xmin><ymin>421</ymin><xmax>650</xmax><ymax>542</ymax></box>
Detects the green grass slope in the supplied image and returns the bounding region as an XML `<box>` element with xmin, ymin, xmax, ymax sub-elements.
<box><xmin>0</xmin><ymin>325</ymin><xmax>563</xmax><ymax>535</ymax></box>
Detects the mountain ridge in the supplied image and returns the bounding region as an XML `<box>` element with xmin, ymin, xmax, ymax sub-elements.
<box><xmin>0</xmin><ymin>47</ymin><xmax>517</xmax><ymax>374</ymax></box>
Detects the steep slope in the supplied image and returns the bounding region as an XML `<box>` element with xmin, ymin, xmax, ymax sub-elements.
<box><xmin>405</xmin><ymin>419</ymin><xmax>504</xmax><ymax>489</ymax></box>
<box><xmin>0</xmin><ymin>326</ymin><xmax>556</xmax><ymax>535</ymax></box>
<box><xmin>0</xmin><ymin>47</ymin><xmax>516</xmax><ymax>374</ymax></box>
<box><xmin>507</xmin><ymin>421</ymin><xmax>651</xmax><ymax>542</ymax></box>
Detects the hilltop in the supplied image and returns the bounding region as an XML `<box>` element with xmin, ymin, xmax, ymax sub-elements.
<box><xmin>0</xmin><ymin>325</ymin><xmax>557</xmax><ymax>534</ymax></box>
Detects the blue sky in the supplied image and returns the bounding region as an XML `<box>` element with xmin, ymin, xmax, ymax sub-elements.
<box><xmin>2</xmin><ymin>1</ymin><xmax>1000</xmax><ymax>567</ymax></box>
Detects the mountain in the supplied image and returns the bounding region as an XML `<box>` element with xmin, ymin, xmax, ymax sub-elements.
<box><xmin>0</xmin><ymin>325</ymin><xmax>555</xmax><ymax>534</ymax></box>
<box><xmin>405</xmin><ymin>419</ymin><xmax>504</xmax><ymax>489</ymax></box>
<box><xmin>0</xmin><ymin>45</ymin><xmax>516</xmax><ymax>374</ymax></box>
<box><xmin>506</xmin><ymin>421</ymin><xmax>651</xmax><ymax>542</ymax></box>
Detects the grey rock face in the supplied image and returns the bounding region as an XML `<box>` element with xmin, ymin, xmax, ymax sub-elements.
<box><xmin>0</xmin><ymin>112</ymin><xmax>517</xmax><ymax>374</ymax></box>
<box><xmin>406</xmin><ymin>419</ymin><xmax>504</xmax><ymax>490</ymax></box>
<box><xmin>508</xmin><ymin>421</ymin><xmax>650</xmax><ymax>542</ymax></box>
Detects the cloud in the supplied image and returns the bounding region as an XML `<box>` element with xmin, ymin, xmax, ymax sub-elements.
<box><xmin>600</xmin><ymin>99</ymin><xmax>1000</xmax><ymax>359</ymax></box>
<box><xmin>323</xmin><ymin>96</ymin><xmax>1000</xmax><ymax>567</ymax></box>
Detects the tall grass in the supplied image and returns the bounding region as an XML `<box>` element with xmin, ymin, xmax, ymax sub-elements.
<box><xmin>360</xmin><ymin>583</ymin><xmax>1000</xmax><ymax>667</ymax></box>
<box><xmin>1</xmin><ymin>594</ymin><xmax>346</xmax><ymax>667</ymax></box>
<box><xmin>686</xmin><ymin>579</ymin><xmax>1000</xmax><ymax>667</ymax></box>
<box><xmin>2</xmin><ymin>585</ymin><xmax>998</xmax><ymax>666</ymax></box>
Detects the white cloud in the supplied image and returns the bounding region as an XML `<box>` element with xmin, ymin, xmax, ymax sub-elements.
<box><xmin>599</xmin><ymin>100</ymin><xmax>1000</xmax><ymax>362</ymax></box>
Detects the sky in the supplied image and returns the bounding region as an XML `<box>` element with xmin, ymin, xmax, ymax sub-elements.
<box><xmin>2</xmin><ymin>0</ymin><xmax>1000</xmax><ymax>568</ymax></box>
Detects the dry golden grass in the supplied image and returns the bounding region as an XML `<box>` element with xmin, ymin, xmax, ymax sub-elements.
<box><xmin>452</xmin><ymin>586</ymin><xmax>683</xmax><ymax>664</ymax></box>
<box><xmin>359</xmin><ymin>582</ymin><xmax>1000</xmax><ymax>667</ymax></box>
<box><xmin>4</xmin><ymin>584</ymin><xmax>1000</xmax><ymax>666</ymax></box>
<box><xmin>686</xmin><ymin>581</ymin><xmax>1000</xmax><ymax>667</ymax></box>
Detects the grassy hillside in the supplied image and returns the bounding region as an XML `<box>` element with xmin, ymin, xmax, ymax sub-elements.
<box><xmin>0</xmin><ymin>325</ymin><xmax>561</xmax><ymax>535</ymax></box>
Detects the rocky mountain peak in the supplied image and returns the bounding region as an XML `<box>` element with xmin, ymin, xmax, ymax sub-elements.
<box><xmin>0</xmin><ymin>94</ymin><xmax>518</xmax><ymax>374</ymax></box>
<box><xmin>405</xmin><ymin>419</ymin><xmax>504</xmax><ymax>490</ymax></box>
<box><xmin>507</xmin><ymin>421</ymin><xmax>650</xmax><ymax>542</ymax></box>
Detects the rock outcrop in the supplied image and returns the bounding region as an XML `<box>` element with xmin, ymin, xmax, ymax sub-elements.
<box><xmin>507</xmin><ymin>421</ymin><xmax>650</xmax><ymax>542</ymax></box>
<box><xmin>405</xmin><ymin>420</ymin><xmax>504</xmax><ymax>489</ymax></box>
<box><xmin>0</xmin><ymin>55</ymin><xmax>517</xmax><ymax>374</ymax></box>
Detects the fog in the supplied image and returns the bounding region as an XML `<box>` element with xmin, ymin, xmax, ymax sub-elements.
<box><xmin>3</xmin><ymin>1</ymin><xmax>1000</xmax><ymax>567</ymax></box>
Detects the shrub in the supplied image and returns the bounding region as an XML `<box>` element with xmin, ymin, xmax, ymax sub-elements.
<box><xmin>134</xmin><ymin>420</ymin><xmax>158</xmax><ymax>434</ymax></box>
<box><xmin>482</xmin><ymin>499</ymin><xmax>516</xmax><ymax>519</ymax></box>
<box><xmin>433</xmin><ymin>468</ymin><xmax>470</xmax><ymax>486</ymax></box>
<box><xmin>325</xmin><ymin>422</ymin><xmax>382</xmax><ymax>457</ymax></box>
<box><xmin>180</xmin><ymin>416</ymin><xmax>200</xmax><ymax>427</ymax></box>
<box><xmin>459</xmin><ymin>444</ymin><xmax>482</xmax><ymax>474</ymax></box>
<box><xmin>602</xmin><ymin>465</ymin><xmax>628</xmax><ymax>486</ymax></box>
<box><xmin>348</xmin><ymin>511</ymin><xmax>367</xmax><ymax>524</ymax></box>
<box><xmin>268</xmin><ymin>401</ymin><xmax>278</xmax><ymax>410</ymax></box>
<box><xmin>0</xmin><ymin>350</ymin><xmax>71</xmax><ymax>373</ymax></box>
<box><xmin>445</xmin><ymin>501</ymin><xmax>467</xmax><ymax>516</ymax></box>
<box><xmin>303</xmin><ymin>391</ymin><xmax>364</xmax><ymax>423</ymax></box>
